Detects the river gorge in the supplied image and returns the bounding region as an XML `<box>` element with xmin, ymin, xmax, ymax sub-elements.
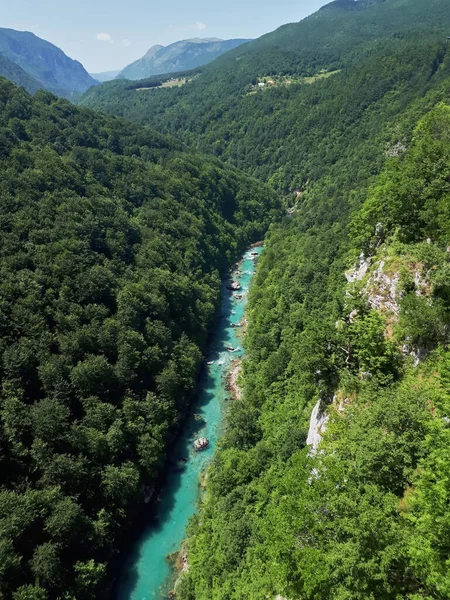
<box><xmin>117</xmin><ymin>246</ymin><xmax>263</xmax><ymax>600</ymax></box>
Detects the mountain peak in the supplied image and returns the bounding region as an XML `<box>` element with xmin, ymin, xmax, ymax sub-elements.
<box><xmin>143</xmin><ymin>44</ymin><xmax>165</xmax><ymax>59</ymax></box>
<box><xmin>319</xmin><ymin>0</ymin><xmax>360</xmax><ymax>10</ymax></box>
<box><xmin>0</xmin><ymin>27</ymin><xmax>96</xmax><ymax>96</ymax></box>
<box><xmin>117</xmin><ymin>37</ymin><xmax>251</xmax><ymax>80</ymax></box>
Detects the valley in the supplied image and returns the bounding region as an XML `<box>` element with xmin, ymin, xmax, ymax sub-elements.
<box><xmin>2</xmin><ymin>0</ymin><xmax>450</xmax><ymax>599</ymax></box>
<box><xmin>117</xmin><ymin>248</ymin><xmax>262</xmax><ymax>600</ymax></box>
<box><xmin>0</xmin><ymin>79</ymin><xmax>280</xmax><ymax>600</ymax></box>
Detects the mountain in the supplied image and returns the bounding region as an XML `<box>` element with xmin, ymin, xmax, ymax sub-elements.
<box><xmin>5</xmin><ymin>0</ymin><xmax>450</xmax><ymax>598</ymax></box>
<box><xmin>80</xmin><ymin>0</ymin><xmax>450</xmax><ymax>598</ymax></box>
<box><xmin>79</xmin><ymin>0</ymin><xmax>450</xmax><ymax>184</ymax></box>
<box><xmin>0</xmin><ymin>76</ymin><xmax>281</xmax><ymax>600</ymax></box>
<box><xmin>0</xmin><ymin>28</ymin><xmax>97</xmax><ymax>97</ymax></box>
<box><xmin>90</xmin><ymin>70</ymin><xmax>120</xmax><ymax>82</ymax></box>
<box><xmin>0</xmin><ymin>54</ymin><xmax>42</xmax><ymax>93</ymax></box>
<box><xmin>116</xmin><ymin>37</ymin><xmax>251</xmax><ymax>80</ymax></box>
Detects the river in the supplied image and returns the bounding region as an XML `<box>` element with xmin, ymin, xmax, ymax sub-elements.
<box><xmin>117</xmin><ymin>245</ymin><xmax>263</xmax><ymax>600</ymax></box>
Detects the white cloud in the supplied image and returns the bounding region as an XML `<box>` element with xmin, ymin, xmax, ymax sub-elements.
<box><xmin>122</xmin><ymin>39</ymin><xmax>132</xmax><ymax>47</ymax></box>
<box><xmin>170</xmin><ymin>21</ymin><xmax>208</xmax><ymax>32</ymax></box>
<box><xmin>96</xmin><ymin>33</ymin><xmax>114</xmax><ymax>43</ymax></box>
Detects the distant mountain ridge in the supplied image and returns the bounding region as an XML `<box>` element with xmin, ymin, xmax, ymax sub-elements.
<box><xmin>0</xmin><ymin>54</ymin><xmax>42</xmax><ymax>93</ymax></box>
<box><xmin>0</xmin><ymin>28</ymin><xmax>96</xmax><ymax>97</ymax></box>
<box><xmin>117</xmin><ymin>37</ymin><xmax>251</xmax><ymax>80</ymax></box>
<box><xmin>90</xmin><ymin>70</ymin><xmax>120</xmax><ymax>83</ymax></box>
<box><xmin>320</xmin><ymin>0</ymin><xmax>387</xmax><ymax>9</ymax></box>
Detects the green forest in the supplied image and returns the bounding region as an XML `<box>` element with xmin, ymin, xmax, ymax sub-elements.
<box><xmin>0</xmin><ymin>79</ymin><xmax>281</xmax><ymax>599</ymax></box>
<box><xmin>79</xmin><ymin>0</ymin><xmax>450</xmax><ymax>195</ymax></box>
<box><xmin>82</xmin><ymin>0</ymin><xmax>450</xmax><ymax>598</ymax></box>
<box><xmin>3</xmin><ymin>0</ymin><xmax>450</xmax><ymax>598</ymax></box>
<box><xmin>177</xmin><ymin>101</ymin><xmax>450</xmax><ymax>600</ymax></box>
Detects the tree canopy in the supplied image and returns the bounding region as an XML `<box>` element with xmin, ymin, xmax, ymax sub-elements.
<box><xmin>0</xmin><ymin>77</ymin><xmax>281</xmax><ymax>599</ymax></box>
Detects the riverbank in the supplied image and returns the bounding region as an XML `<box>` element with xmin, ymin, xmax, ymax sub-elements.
<box><xmin>116</xmin><ymin>245</ymin><xmax>264</xmax><ymax>600</ymax></box>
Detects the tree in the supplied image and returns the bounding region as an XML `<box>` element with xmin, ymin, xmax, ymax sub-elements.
<box><xmin>31</xmin><ymin>542</ymin><xmax>62</xmax><ymax>590</ymax></box>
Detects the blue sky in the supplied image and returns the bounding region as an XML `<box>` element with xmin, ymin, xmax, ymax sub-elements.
<box><xmin>3</xmin><ymin>0</ymin><xmax>326</xmax><ymax>72</ymax></box>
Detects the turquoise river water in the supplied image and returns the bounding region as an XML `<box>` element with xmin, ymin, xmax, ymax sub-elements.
<box><xmin>117</xmin><ymin>246</ymin><xmax>263</xmax><ymax>600</ymax></box>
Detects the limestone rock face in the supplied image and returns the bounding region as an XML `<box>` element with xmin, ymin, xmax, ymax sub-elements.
<box><xmin>306</xmin><ymin>399</ymin><xmax>329</xmax><ymax>453</ymax></box>
<box><xmin>345</xmin><ymin>254</ymin><xmax>371</xmax><ymax>283</ymax></box>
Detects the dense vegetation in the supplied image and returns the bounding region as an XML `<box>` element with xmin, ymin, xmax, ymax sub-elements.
<box><xmin>5</xmin><ymin>0</ymin><xmax>450</xmax><ymax>598</ymax></box>
<box><xmin>0</xmin><ymin>77</ymin><xmax>281</xmax><ymax>599</ymax></box>
<box><xmin>177</xmin><ymin>95</ymin><xmax>450</xmax><ymax>600</ymax></box>
<box><xmin>79</xmin><ymin>0</ymin><xmax>450</xmax><ymax>195</ymax></box>
<box><xmin>94</xmin><ymin>1</ymin><xmax>450</xmax><ymax>598</ymax></box>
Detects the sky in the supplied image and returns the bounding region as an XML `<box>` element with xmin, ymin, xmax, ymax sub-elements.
<box><xmin>2</xmin><ymin>0</ymin><xmax>327</xmax><ymax>73</ymax></box>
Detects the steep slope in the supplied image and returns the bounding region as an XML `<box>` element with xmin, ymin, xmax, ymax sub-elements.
<box><xmin>116</xmin><ymin>38</ymin><xmax>251</xmax><ymax>80</ymax></box>
<box><xmin>0</xmin><ymin>77</ymin><xmax>281</xmax><ymax>600</ymax></box>
<box><xmin>81</xmin><ymin>0</ymin><xmax>450</xmax><ymax>598</ymax></box>
<box><xmin>0</xmin><ymin>28</ymin><xmax>97</xmax><ymax>97</ymax></box>
<box><xmin>177</xmin><ymin>101</ymin><xmax>450</xmax><ymax>600</ymax></box>
<box><xmin>0</xmin><ymin>54</ymin><xmax>42</xmax><ymax>93</ymax></box>
<box><xmin>80</xmin><ymin>0</ymin><xmax>450</xmax><ymax>191</ymax></box>
<box><xmin>151</xmin><ymin>1</ymin><xmax>450</xmax><ymax>598</ymax></box>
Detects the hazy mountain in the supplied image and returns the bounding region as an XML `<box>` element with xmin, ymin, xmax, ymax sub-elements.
<box><xmin>0</xmin><ymin>54</ymin><xmax>42</xmax><ymax>93</ymax></box>
<box><xmin>90</xmin><ymin>70</ymin><xmax>120</xmax><ymax>82</ymax></box>
<box><xmin>0</xmin><ymin>28</ymin><xmax>97</xmax><ymax>97</ymax></box>
<box><xmin>117</xmin><ymin>37</ymin><xmax>251</xmax><ymax>80</ymax></box>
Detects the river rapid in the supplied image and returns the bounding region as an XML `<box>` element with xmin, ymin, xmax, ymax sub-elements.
<box><xmin>117</xmin><ymin>246</ymin><xmax>263</xmax><ymax>600</ymax></box>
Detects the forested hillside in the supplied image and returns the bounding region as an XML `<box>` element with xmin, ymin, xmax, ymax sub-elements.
<box><xmin>5</xmin><ymin>0</ymin><xmax>450</xmax><ymax>599</ymax></box>
<box><xmin>0</xmin><ymin>78</ymin><xmax>281</xmax><ymax>600</ymax></box>
<box><xmin>0</xmin><ymin>28</ymin><xmax>97</xmax><ymax>98</ymax></box>
<box><xmin>82</xmin><ymin>0</ymin><xmax>450</xmax><ymax>597</ymax></box>
<box><xmin>178</xmin><ymin>101</ymin><xmax>450</xmax><ymax>600</ymax></box>
<box><xmin>79</xmin><ymin>0</ymin><xmax>450</xmax><ymax>195</ymax></box>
